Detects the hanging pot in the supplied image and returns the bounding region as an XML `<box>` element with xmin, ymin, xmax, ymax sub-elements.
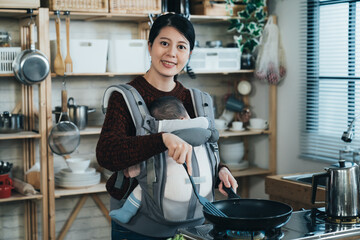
<box><xmin>12</xmin><ymin>23</ymin><xmax>50</xmax><ymax>85</ymax></box>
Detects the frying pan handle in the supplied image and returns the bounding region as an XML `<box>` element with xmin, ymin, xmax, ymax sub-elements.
<box><xmin>223</xmin><ymin>186</ymin><xmax>241</xmax><ymax>199</ymax></box>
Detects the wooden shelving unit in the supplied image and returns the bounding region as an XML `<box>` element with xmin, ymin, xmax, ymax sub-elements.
<box><xmin>0</xmin><ymin>8</ymin><xmax>51</xmax><ymax>240</ymax></box>
<box><xmin>0</xmin><ymin>131</ymin><xmax>41</xmax><ymax>140</ymax></box>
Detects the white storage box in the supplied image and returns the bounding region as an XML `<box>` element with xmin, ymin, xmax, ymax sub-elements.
<box><xmin>0</xmin><ymin>47</ymin><xmax>21</xmax><ymax>73</ymax></box>
<box><xmin>188</xmin><ymin>48</ymin><xmax>241</xmax><ymax>72</ymax></box>
<box><xmin>50</xmin><ymin>39</ymin><xmax>108</xmax><ymax>74</ymax></box>
<box><xmin>107</xmin><ymin>39</ymin><xmax>150</xmax><ymax>73</ymax></box>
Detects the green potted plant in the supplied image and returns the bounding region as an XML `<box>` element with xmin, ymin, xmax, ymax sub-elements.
<box><xmin>226</xmin><ymin>0</ymin><xmax>267</xmax><ymax>69</ymax></box>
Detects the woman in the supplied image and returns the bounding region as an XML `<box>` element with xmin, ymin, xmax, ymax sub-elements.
<box><xmin>96</xmin><ymin>13</ymin><xmax>238</xmax><ymax>239</ymax></box>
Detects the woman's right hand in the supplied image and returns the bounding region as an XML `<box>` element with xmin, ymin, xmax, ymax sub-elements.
<box><xmin>162</xmin><ymin>132</ymin><xmax>192</xmax><ymax>175</ymax></box>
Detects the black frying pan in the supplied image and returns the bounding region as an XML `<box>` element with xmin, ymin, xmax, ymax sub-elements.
<box><xmin>203</xmin><ymin>187</ymin><xmax>293</xmax><ymax>231</ymax></box>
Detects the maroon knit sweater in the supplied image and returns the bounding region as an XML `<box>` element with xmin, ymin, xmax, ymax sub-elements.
<box><xmin>96</xmin><ymin>76</ymin><xmax>225</xmax><ymax>200</ymax></box>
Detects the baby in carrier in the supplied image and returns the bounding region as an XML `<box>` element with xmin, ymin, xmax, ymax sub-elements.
<box><xmin>109</xmin><ymin>96</ymin><xmax>219</xmax><ymax>223</ymax></box>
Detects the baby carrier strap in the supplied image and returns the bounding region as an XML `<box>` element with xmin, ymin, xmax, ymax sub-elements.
<box><xmin>102</xmin><ymin>84</ymin><xmax>158</xmax><ymax>197</ymax></box>
<box><xmin>189</xmin><ymin>88</ymin><xmax>220</xmax><ymax>186</ymax></box>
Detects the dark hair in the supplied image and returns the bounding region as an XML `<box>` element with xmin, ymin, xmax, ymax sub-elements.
<box><xmin>148</xmin><ymin>13</ymin><xmax>195</xmax><ymax>51</ymax></box>
<box><xmin>149</xmin><ymin>96</ymin><xmax>188</xmax><ymax>120</ymax></box>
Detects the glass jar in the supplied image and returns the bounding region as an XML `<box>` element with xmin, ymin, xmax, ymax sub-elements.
<box><xmin>0</xmin><ymin>32</ymin><xmax>11</xmax><ymax>47</ymax></box>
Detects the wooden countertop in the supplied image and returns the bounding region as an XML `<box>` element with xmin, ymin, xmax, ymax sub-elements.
<box><xmin>265</xmin><ymin>173</ymin><xmax>326</xmax><ymax>211</ymax></box>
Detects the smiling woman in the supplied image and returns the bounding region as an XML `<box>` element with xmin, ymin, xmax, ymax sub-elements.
<box><xmin>145</xmin><ymin>26</ymin><xmax>191</xmax><ymax>89</ymax></box>
<box><xmin>96</xmin><ymin>13</ymin><xmax>238</xmax><ymax>239</ymax></box>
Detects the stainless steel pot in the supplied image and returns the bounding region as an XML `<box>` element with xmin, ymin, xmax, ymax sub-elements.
<box><xmin>312</xmin><ymin>160</ymin><xmax>360</xmax><ymax>218</ymax></box>
<box><xmin>53</xmin><ymin>97</ymin><xmax>95</xmax><ymax>130</ymax></box>
<box><xmin>12</xmin><ymin>23</ymin><xmax>49</xmax><ymax>85</ymax></box>
<box><xmin>0</xmin><ymin>111</ymin><xmax>24</xmax><ymax>133</ymax></box>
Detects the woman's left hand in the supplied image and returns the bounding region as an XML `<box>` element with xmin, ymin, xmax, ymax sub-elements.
<box><xmin>218</xmin><ymin>167</ymin><xmax>238</xmax><ymax>196</ymax></box>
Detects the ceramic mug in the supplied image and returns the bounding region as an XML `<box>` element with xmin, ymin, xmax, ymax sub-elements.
<box><xmin>225</xmin><ymin>95</ymin><xmax>244</xmax><ymax>112</ymax></box>
<box><xmin>232</xmin><ymin>121</ymin><xmax>243</xmax><ymax>130</ymax></box>
<box><xmin>219</xmin><ymin>109</ymin><xmax>235</xmax><ymax>125</ymax></box>
<box><xmin>215</xmin><ymin>119</ymin><xmax>227</xmax><ymax>130</ymax></box>
<box><xmin>249</xmin><ymin>118</ymin><xmax>268</xmax><ymax>129</ymax></box>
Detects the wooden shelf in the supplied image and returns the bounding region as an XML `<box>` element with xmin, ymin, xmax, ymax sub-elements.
<box><xmin>0</xmin><ymin>9</ymin><xmax>39</xmax><ymax>19</ymax></box>
<box><xmin>80</xmin><ymin>126</ymin><xmax>102</xmax><ymax>135</ymax></box>
<box><xmin>78</xmin><ymin>126</ymin><xmax>268</xmax><ymax>138</ymax></box>
<box><xmin>0</xmin><ymin>192</ymin><xmax>42</xmax><ymax>203</ymax></box>
<box><xmin>0</xmin><ymin>73</ymin><xmax>15</xmax><ymax>77</ymax></box>
<box><xmin>230</xmin><ymin>166</ymin><xmax>272</xmax><ymax>178</ymax></box>
<box><xmin>54</xmin><ymin>182</ymin><xmax>106</xmax><ymax>198</ymax></box>
<box><xmin>0</xmin><ymin>131</ymin><xmax>41</xmax><ymax>140</ymax></box>
<box><xmin>47</xmin><ymin>11</ymin><xmax>237</xmax><ymax>23</ymax></box>
<box><xmin>220</xmin><ymin>129</ymin><xmax>270</xmax><ymax>138</ymax></box>
<box><xmin>51</xmin><ymin>69</ymin><xmax>254</xmax><ymax>78</ymax></box>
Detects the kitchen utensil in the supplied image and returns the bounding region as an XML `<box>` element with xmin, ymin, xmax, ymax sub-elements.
<box><xmin>54</xmin><ymin>13</ymin><xmax>64</xmax><ymax>76</ymax></box>
<box><xmin>12</xmin><ymin>23</ymin><xmax>49</xmax><ymax>85</ymax></box>
<box><xmin>64</xmin><ymin>13</ymin><xmax>72</xmax><ymax>73</ymax></box>
<box><xmin>312</xmin><ymin>159</ymin><xmax>360</xmax><ymax>218</ymax></box>
<box><xmin>0</xmin><ymin>111</ymin><xmax>24</xmax><ymax>133</ymax></box>
<box><xmin>48</xmin><ymin>83</ymin><xmax>80</xmax><ymax>156</ymax></box>
<box><xmin>182</xmin><ymin>163</ymin><xmax>227</xmax><ymax>217</ymax></box>
<box><xmin>203</xmin><ymin>186</ymin><xmax>293</xmax><ymax>231</ymax></box>
<box><xmin>66</xmin><ymin>97</ymin><xmax>95</xmax><ymax>130</ymax></box>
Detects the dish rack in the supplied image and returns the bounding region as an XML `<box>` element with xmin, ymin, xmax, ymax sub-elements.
<box><xmin>109</xmin><ymin>0</ymin><xmax>161</xmax><ymax>14</ymax></box>
<box><xmin>0</xmin><ymin>47</ymin><xmax>21</xmax><ymax>74</ymax></box>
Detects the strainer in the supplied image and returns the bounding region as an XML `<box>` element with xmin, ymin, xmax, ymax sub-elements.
<box><xmin>48</xmin><ymin>84</ymin><xmax>80</xmax><ymax>155</ymax></box>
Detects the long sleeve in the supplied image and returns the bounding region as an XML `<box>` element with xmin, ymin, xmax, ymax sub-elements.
<box><xmin>96</xmin><ymin>91</ymin><xmax>167</xmax><ymax>172</ymax></box>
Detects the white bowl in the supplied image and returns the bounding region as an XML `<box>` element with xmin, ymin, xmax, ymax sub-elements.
<box><xmin>219</xmin><ymin>140</ymin><xmax>244</xmax><ymax>164</ymax></box>
<box><xmin>66</xmin><ymin>158</ymin><xmax>90</xmax><ymax>173</ymax></box>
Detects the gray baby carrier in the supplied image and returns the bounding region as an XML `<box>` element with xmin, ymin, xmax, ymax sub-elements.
<box><xmin>102</xmin><ymin>84</ymin><xmax>220</xmax><ymax>237</ymax></box>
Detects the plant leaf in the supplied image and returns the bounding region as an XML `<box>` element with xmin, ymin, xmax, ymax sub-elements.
<box><xmin>228</xmin><ymin>18</ymin><xmax>240</xmax><ymax>31</ymax></box>
<box><xmin>238</xmin><ymin>9</ymin><xmax>250</xmax><ymax>19</ymax></box>
<box><xmin>246</xmin><ymin>3</ymin><xmax>257</xmax><ymax>15</ymax></box>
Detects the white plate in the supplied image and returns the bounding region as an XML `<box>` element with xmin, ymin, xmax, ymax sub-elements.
<box><xmin>225</xmin><ymin>161</ymin><xmax>249</xmax><ymax>171</ymax></box>
<box><xmin>229</xmin><ymin>127</ymin><xmax>245</xmax><ymax>132</ymax></box>
<box><xmin>237</xmin><ymin>80</ymin><xmax>252</xmax><ymax>95</ymax></box>
<box><xmin>247</xmin><ymin>126</ymin><xmax>267</xmax><ymax>131</ymax></box>
<box><xmin>55</xmin><ymin>174</ymin><xmax>100</xmax><ymax>188</ymax></box>
<box><xmin>56</xmin><ymin>172</ymin><xmax>100</xmax><ymax>183</ymax></box>
<box><xmin>59</xmin><ymin>167</ymin><xmax>96</xmax><ymax>176</ymax></box>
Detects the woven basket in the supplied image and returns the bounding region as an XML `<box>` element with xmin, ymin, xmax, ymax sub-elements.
<box><xmin>109</xmin><ymin>0</ymin><xmax>161</xmax><ymax>14</ymax></box>
<box><xmin>41</xmin><ymin>0</ymin><xmax>108</xmax><ymax>13</ymax></box>
<box><xmin>190</xmin><ymin>0</ymin><xmax>245</xmax><ymax>16</ymax></box>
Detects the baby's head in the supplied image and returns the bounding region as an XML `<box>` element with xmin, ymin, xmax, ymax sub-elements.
<box><xmin>149</xmin><ymin>96</ymin><xmax>189</xmax><ymax>120</ymax></box>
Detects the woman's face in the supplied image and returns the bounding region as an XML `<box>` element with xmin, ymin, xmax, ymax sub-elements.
<box><xmin>148</xmin><ymin>26</ymin><xmax>191</xmax><ymax>79</ymax></box>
